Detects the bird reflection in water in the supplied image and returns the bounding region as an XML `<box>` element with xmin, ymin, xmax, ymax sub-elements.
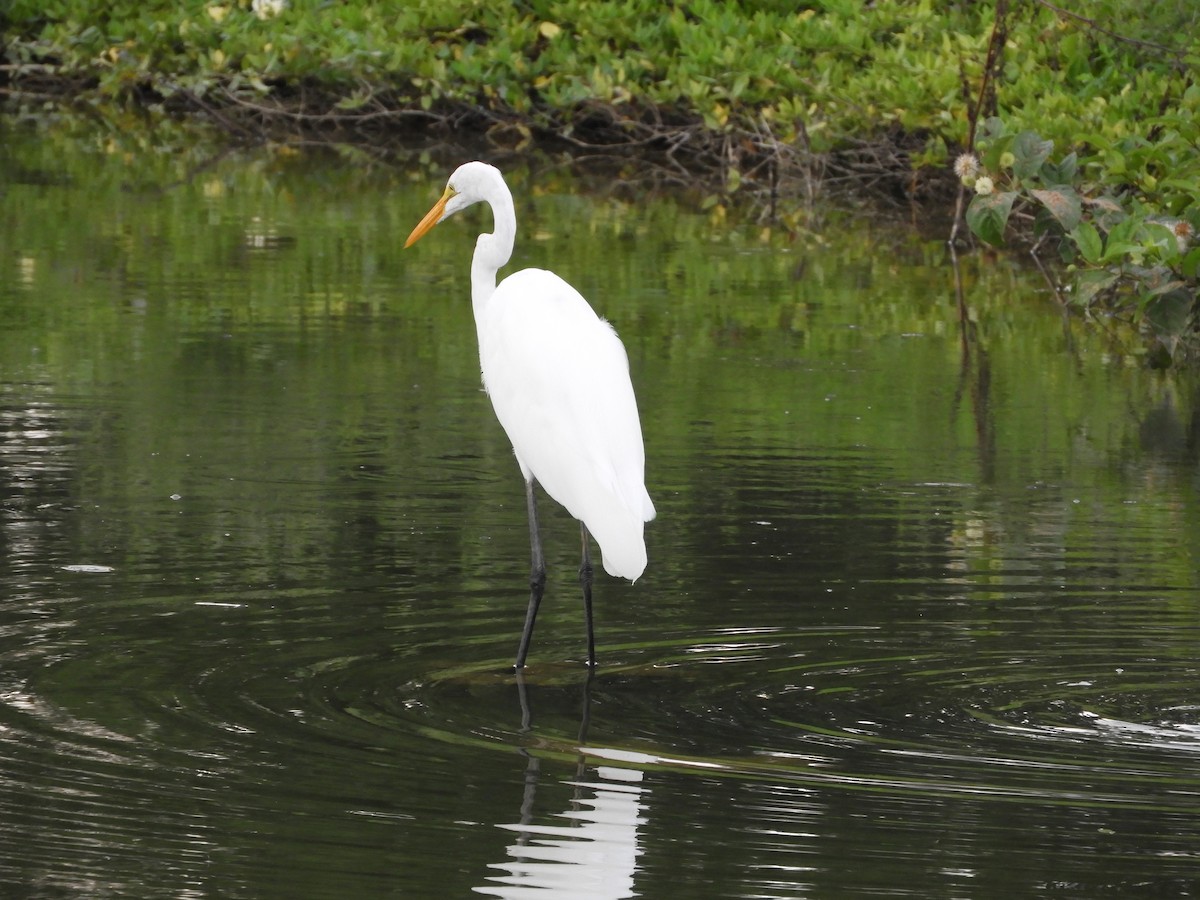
<box><xmin>473</xmin><ymin>675</ymin><xmax>647</xmax><ymax>899</ymax></box>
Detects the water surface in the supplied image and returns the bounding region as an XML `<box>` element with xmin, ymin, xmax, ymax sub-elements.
<box><xmin>1</xmin><ymin>122</ymin><xmax>1199</xmax><ymax>896</ymax></box>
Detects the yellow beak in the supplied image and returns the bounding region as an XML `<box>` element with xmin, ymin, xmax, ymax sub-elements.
<box><xmin>405</xmin><ymin>186</ymin><xmax>454</xmax><ymax>248</ymax></box>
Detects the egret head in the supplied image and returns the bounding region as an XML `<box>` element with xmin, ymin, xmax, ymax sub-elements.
<box><xmin>405</xmin><ymin>161</ymin><xmax>505</xmax><ymax>248</ymax></box>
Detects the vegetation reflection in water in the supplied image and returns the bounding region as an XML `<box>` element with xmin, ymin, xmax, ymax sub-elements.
<box><xmin>1</xmin><ymin>122</ymin><xmax>1200</xmax><ymax>896</ymax></box>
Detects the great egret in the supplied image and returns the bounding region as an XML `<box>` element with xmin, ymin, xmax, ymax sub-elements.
<box><xmin>405</xmin><ymin>162</ymin><xmax>655</xmax><ymax>669</ymax></box>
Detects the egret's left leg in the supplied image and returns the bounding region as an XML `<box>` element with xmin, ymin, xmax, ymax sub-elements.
<box><xmin>579</xmin><ymin>522</ymin><xmax>595</xmax><ymax>667</ymax></box>
<box><xmin>515</xmin><ymin>479</ymin><xmax>546</xmax><ymax>671</ymax></box>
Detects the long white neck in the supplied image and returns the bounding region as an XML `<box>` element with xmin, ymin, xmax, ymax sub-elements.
<box><xmin>470</xmin><ymin>178</ymin><xmax>517</xmax><ymax>322</ymax></box>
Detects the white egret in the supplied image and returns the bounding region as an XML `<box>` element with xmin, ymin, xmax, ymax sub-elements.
<box><xmin>405</xmin><ymin>162</ymin><xmax>655</xmax><ymax>669</ymax></box>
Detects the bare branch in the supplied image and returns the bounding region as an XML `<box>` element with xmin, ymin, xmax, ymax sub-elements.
<box><xmin>1033</xmin><ymin>0</ymin><xmax>1189</xmax><ymax>58</ymax></box>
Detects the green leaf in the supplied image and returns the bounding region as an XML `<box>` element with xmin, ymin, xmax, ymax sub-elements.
<box><xmin>1182</xmin><ymin>246</ymin><xmax>1200</xmax><ymax>279</ymax></box>
<box><xmin>1086</xmin><ymin>195</ymin><xmax>1126</xmax><ymax>230</ymax></box>
<box><xmin>1030</xmin><ymin>186</ymin><xmax>1081</xmax><ymax>231</ymax></box>
<box><xmin>1071</xmin><ymin>269</ymin><xmax>1118</xmax><ymax>305</ymax></box>
<box><xmin>336</xmin><ymin>91</ymin><xmax>371</xmax><ymax>110</ymax></box>
<box><xmin>1012</xmin><ymin>131</ymin><xmax>1053</xmax><ymax>180</ymax></box>
<box><xmin>1107</xmin><ymin>148</ymin><xmax>1131</xmax><ymax>177</ymax></box>
<box><xmin>966</xmin><ymin>191</ymin><xmax>1018</xmax><ymax>246</ymax></box>
<box><xmin>1075</xmin><ymin>132</ymin><xmax>1112</xmax><ymax>152</ymax></box>
<box><xmin>1145</xmin><ymin>278</ymin><xmax>1188</xmax><ymax>298</ymax></box>
<box><xmin>980</xmin><ymin>133</ymin><xmax>1015</xmax><ymax>173</ymax></box>
<box><xmin>1070</xmin><ymin>222</ymin><xmax>1103</xmax><ymax>264</ymax></box>
<box><xmin>1106</xmin><ymin>215</ymin><xmax>1141</xmax><ymax>250</ymax></box>
<box><xmin>1041</xmin><ymin>151</ymin><xmax>1078</xmax><ymax>184</ymax></box>
<box><xmin>979</xmin><ymin>117</ymin><xmax>1008</xmax><ymax>142</ymax></box>
<box><xmin>1144</xmin><ymin>288</ymin><xmax>1193</xmax><ymax>337</ymax></box>
<box><xmin>725</xmin><ymin>166</ymin><xmax>742</xmax><ymax>193</ymax></box>
<box><xmin>1101</xmin><ymin>241</ymin><xmax>1141</xmax><ymax>264</ymax></box>
<box><xmin>1141</xmin><ymin>222</ymin><xmax>1182</xmax><ymax>261</ymax></box>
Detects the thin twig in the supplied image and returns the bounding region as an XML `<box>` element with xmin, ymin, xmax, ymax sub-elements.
<box><xmin>1033</xmin><ymin>0</ymin><xmax>1188</xmax><ymax>57</ymax></box>
<box><xmin>1027</xmin><ymin>235</ymin><xmax>1068</xmax><ymax>305</ymax></box>
<box><xmin>215</xmin><ymin>87</ymin><xmax>443</xmax><ymax>125</ymax></box>
<box><xmin>951</xmin><ymin>0</ymin><xmax>1008</xmax><ymax>245</ymax></box>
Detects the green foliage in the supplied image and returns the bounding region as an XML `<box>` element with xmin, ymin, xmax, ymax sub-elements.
<box><xmin>962</xmin><ymin>113</ymin><xmax>1200</xmax><ymax>363</ymax></box>
<box><xmin>5</xmin><ymin>1</ymin><xmax>1200</xmax><ymax>362</ymax></box>
<box><xmin>1</xmin><ymin>1</ymin><xmax>1194</xmax><ymax>178</ymax></box>
<box><xmin>946</xmin><ymin>1</ymin><xmax>1200</xmax><ymax>364</ymax></box>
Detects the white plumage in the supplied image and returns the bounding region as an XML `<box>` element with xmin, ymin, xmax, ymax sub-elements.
<box><xmin>405</xmin><ymin>161</ymin><xmax>654</xmax><ymax>667</ymax></box>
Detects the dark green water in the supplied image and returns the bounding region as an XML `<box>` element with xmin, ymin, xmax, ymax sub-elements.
<box><xmin>2</xmin><ymin>121</ymin><xmax>1199</xmax><ymax>897</ymax></box>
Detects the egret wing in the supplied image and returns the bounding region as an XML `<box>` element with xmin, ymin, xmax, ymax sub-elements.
<box><xmin>477</xmin><ymin>268</ymin><xmax>654</xmax><ymax>579</ymax></box>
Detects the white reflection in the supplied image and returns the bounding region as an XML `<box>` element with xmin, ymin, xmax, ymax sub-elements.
<box><xmin>475</xmin><ymin>757</ymin><xmax>646</xmax><ymax>899</ymax></box>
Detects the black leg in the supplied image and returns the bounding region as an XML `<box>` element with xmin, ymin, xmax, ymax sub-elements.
<box><xmin>514</xmin><ymin>670</ymin><xmax>532</xmax><ymax>732</ymax></box>
<box><xmin>514</xmin><ymin>479</ymin><xmax>546</xmax><ymax>670</ymax></box>
<box><xmin>579</xmin><ymin>522</ymin><xmax>595</xmax><ymax>668</ymax></box>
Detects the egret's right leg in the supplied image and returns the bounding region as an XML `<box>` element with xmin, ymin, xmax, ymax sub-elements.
<box><xmin>579</xmin><ymin>522</ymin><xmax>595</xmax><ymax>668</ymax></box>
<box><xmin>514</xmin><ymin>478</ymin><xmax>546</xmax><ymax>670</ymax></box>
